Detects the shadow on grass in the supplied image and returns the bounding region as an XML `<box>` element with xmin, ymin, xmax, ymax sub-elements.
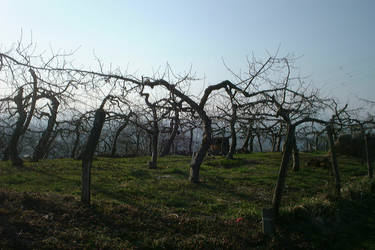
<box><xmin>276</xmin><ymin>188</ymin><xmax>375</xmax><ymax>249</ymax></box>
<box><xmin>0</xmin><ymin>189</ymin><xmax>264</xmax><ymax>249</ymax></box>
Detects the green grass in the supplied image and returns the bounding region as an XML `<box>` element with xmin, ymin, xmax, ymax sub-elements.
<box><xmin>0</xmin><ymin>152</ymin><xmax>374</xmax><ymax>249</ymax></box>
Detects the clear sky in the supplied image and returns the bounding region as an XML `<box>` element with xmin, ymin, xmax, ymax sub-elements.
<box><xmin>1</xmin><ymin>0</ymin><xmax>374</xmax><ymax>106</ymax></box>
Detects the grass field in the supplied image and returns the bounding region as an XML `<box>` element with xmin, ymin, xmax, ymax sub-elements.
<box><xmin>1</xmin><ymin>152</ymin><xmax>374</xmax><ymax>249</ymax></box>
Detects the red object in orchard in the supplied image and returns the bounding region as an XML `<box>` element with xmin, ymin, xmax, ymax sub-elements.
<box><xmin>236</xmin><ymin>217</ymin><xmax>244</xmax><ymax>223</ymax></box>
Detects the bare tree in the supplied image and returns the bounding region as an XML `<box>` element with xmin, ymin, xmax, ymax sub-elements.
<box><xmin>0</xmin><ymin>41</ymin><xmax>77</xmax><ymax>164</ymax></box>
<box><xmin>1</xmin><ymin>68</ymin><xmax>38</xmax><ymax>166</ymax></box>
<box><xmin>137</xmin><ymin>85</ymin><xmax>173</xmax><ymax>168</ymax></box>
<box><xmin>143</xmin><ymin>78</ymin><xmax>252</xmax><ymax>182</ymax></box>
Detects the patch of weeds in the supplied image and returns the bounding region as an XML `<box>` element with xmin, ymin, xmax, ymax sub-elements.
<box><xmin>129</xmin><ymin>169</ymin><xmax>152</xmax><ymax>179</ymax></box>
<box><xmin>205</xmin><ymin>158</ymin><xmax>249</xmax><ymax>168</ymax></box>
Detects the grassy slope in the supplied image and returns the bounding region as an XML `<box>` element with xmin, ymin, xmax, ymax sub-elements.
<box><xmin>0</xmin><ymin>152</ymin><xmax>374</xmax><ymax>249</ymax></box>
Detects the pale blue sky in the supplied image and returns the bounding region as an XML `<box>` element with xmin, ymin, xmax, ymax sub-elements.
<box><xmin>1</xmin><ymin>0</ymin><xmax>374</xmax><ymax>106</ymax></box>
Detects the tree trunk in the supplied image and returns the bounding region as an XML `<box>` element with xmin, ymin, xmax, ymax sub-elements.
<box><xmin>220</xmin><ymin>132</ymin><xmax>226</xmax><ymax>155</ymax></box>
<box><xmin>32</xmin><ymin>98</ymin><xmax>59</xmax><ymax>162</ymax></box>
<box><xmin>149</xmin><ymin>128</ymin><xmax>159</xmax><ymax>169</ymax></box>
<box><xmin>81</xmin><ymin>108</ymin><xmax>106</xmax><ymax>205</ymax></box>
<box><xmin>306</xmin><ymin>138</ymin><xmax>311</xmax><ymax>151</ymax></box>
<box><xmin>148</xmin><ymin>134</ymin><xmax>152</xmax><ymax>155</ymax></box>
<box><xmin>364</xmin><ymin>134</ymin><xmax>373</xmax><ymax>179</ymax></box>
<box><xmin>148</xmin><ymin>108</ymin><xmax>159</xmax><ymax>169</ymax></box>
<box><xmin>189</xmin><ymin>119</ymin><xmax>211</xmax><ymax>183</ymax></box>
<box><xmin>71</xmin><ymin>131</ymin><xmax>80</xmax><ymax>159</ymax></box>
<box><xmin>276</xmin><ymin>123</ymin><xmax>283</xmax><ymax>152</ymax></box>
<box><xmin>188</xmin><ymin>128</ymin><xmax>194</xmax><ymax>155</ymax></box>
<box><xmin>160</xmin><ymin>111</ymin><xmax>179</xmax><ymax>157</ymax></box>
<box><xmin>292</xmin><ymin>133</ymin><xmax>300</xmax><ymax>172</ymax></box>
<box><xmin>135</xmin><ymin>130</ymin><xmax>141</xmax><ymax>155</ymax></box>
<box><xmin>44</xmin><ymin>130</ymin><xmax>59</xmax><ymax>158</ymax></box>
<box><xmin>272</xmin><ymin>124</ymin><xmax>295</xmax><ymax>216</ymax></box>
<box><xmin>249</xmin><ymin>135</ymin><xmax>254</xmax><ymax>153</ymax></box>
<box><xmin>111</xmin><ymin>120</ymin><xmax>129</xmax><ymax>157</ymax></box>
<box><xmin>241</xmin><ymin>125</ymin><xmax>252</xmax><ymax>153</ymax></box>
<box><xmin>6</xmin><ymin>88</ymin><xmax>27</xmax><ymax>167</ymax></box>
<box><xmin>326</xmin><ymin>124</ymin><xmax>341</xmax><ymax>197</ymax></box>
<box><xmin>6</xmin><ymin>71</ymin><xmax>38</xmax><ymax>166</ymax></box>
<box><xmin>8</xmin><ymin>115</ymin><xmax>26</xmax><ymax>167</ymax></box>
<box><xmin>314</xmin><ymin>133</ymin><xmax>319</xmax><ymax>152</ymax></box>
<box><xmin>226</xmin><ymin>105</ymin><xmax>237</xmax><ymax>159</ymax></box>
<box><xmin>271</xmin><ymin>135</ymin><xmax>277</xmax><ymax>152</ymax></box>
<box><xmin>257</xmin><ymin>133</ymin><xmax>263</xmax><ymax>152</ymax></box>
<box><xmin>2</xmin><ymin>147</ymin><xmax>9</xmax><ymax>161</ymax></box>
